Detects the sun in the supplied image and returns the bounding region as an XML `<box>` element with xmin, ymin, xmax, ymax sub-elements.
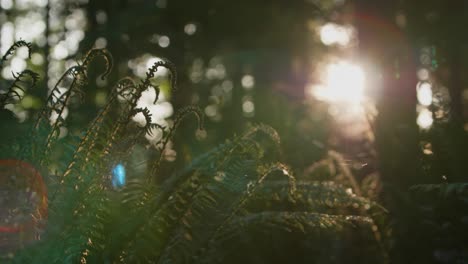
<box><xmin>312</xmin><ymin>61</ymin><xmax>366</xmax><ymax>104</ymax></box>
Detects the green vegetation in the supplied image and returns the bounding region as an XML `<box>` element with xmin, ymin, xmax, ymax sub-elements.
<box><xmin>1</xmin><ymin>0</ymin><xmax>467</xmax><ymax>263</ymax></box>
<box><xmin>1</xmin><ymin>43</ymin><xmax>388</xmax><ymax>263</ymax></box>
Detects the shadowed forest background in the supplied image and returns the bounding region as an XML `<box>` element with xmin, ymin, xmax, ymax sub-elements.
<box><xmin>0</xmin><ymin>0</ymin><xmax>467</xmax><ymax>263</ymax></box>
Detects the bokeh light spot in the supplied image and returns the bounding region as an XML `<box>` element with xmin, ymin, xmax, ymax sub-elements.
<box><xmin>158</xmin><ymin>35</ymin><xmax>170</xmax><ymax>48</ymax></box>
<box><xmin>319</xmin><ymin>23</ymin><xmax>353</xmax><ymax>46</ymax></box>
<box><xmin>184</xmin><ymin>23</ymin><xmax>197</xmax><ymax>35</ymax></box>
<box><xmin>241</xmin><ymin>75</ymin><xmax>255</xmax><ymax>89</ymax></box>
<box><xmin>417</xmin><ymin>108</ymin><xmax>433</xmax><ymax>130</ymax></box>
<box><xmin>417</xmin><ymin>82</ymin><xmax>433</xmax><ymax>106</ymax></box>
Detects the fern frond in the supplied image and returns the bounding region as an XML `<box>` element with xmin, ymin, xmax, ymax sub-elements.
<box><xmin>130</xmin><ymin>107</ymin><xmax>166</xmax><ymax>135</ymax></box>
<box><xmin>141</xmin><ymin>59</ymin><xmax>177</xmax><ymax>104</ymax></box>
<box><xmin>156</xmin><ymin>124</ymin><xmax>274</xmax><ymax>205</ymax></box>
<box><xmin>0</xmin><ymin>70</ymin><xmax>39</xmax><ymax>107</ymax></box>
<box><xmin>243</xmin><ymin>181</ymin><xmax>387</xmax><ymax>216</ymax></box>
<box><xmin>81</xmin><ymin>48</ymin><xmax>113</xmax><ymax>80</ymax></box>
<box><xmin>150</xmin><ymin>106</ymin><xmax>204</xmax><ymax>175</ymax></box>
<box><xmin>110</xmin><ymin>126</ymin><xmax>267</xmax><ymax>262</ymax></box>
<box><xmin>188</xmin><ymin>163</ymin><xmax>297</xmax><ymax>262</ymax></box>
<box><xmin>116</xmin><ymin>77</ymin><xmax>138</xmax><ymax>103</ymax></box>
<box><xmin>60</xmin><ymin>92</ymin><xmax>119</xmax><ymax>181</ymax></box>
<box><xmin>94</xmin><ymin>78</ymin><xmax>140</xmax><ymax>158</ymax></box>
<box><xmin>200</xmin><ymin>212</ymin><xmax>384</xmax><ymax>263</ymax></box>
<box><xmin>34</xmin><ymin>49</ymin><xmax>113</xmax><ymax>165</ymax></box>
<box><xmin>0</xmin><ymin>40</ymin><xmax>32</xmax><ymax>69</ymax></box>
<box><xmin>243</xmin><ymin>123</ymin><xmax>281</xmax><ymax>145</ymax></box>
<box><xmin>34</xmin><ymin>66</ymin><xmax>85</xmax><ymax>143</ymax></box>
<box><xmin>155</xmin><ymin>146</ymin><xmax>291</xmax><ymax>262</ymax></box>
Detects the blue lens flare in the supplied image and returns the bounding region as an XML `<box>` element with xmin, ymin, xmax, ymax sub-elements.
<box><xmin>112</xmin><ymin>163</ymin><xmax>126</xmax><ymax>188</ymax></box>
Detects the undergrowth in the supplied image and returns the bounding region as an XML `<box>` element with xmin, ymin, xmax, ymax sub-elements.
<box><xmin>0</xmin><ymin>41</ymin><xmax>391</xmax><ymax>263</ymax></box>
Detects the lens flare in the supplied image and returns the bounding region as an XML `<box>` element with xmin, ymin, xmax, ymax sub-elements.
<box><xmin>0</xmin><ymin>159</ymin><xmax>47</xmax><ymax>252</ymax></box>
<box><xmin>112</xmin><ymin>163</ymin><xmax>126</xmax><ymax>188</ymax></box>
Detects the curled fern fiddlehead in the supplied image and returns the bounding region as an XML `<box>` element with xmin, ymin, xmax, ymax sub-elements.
<box><xmin>140</xmin><ymin>59</ymin><xmax>177</xmax><ymax>104</ymax></box>
<box><xmin>81</xmin><ymin>48</ymin><xmax>113</xmax><ymax>80</ymax></box>
<box><xmin>38</xmin><ymin>48</ymin><xmax>113</xmax><ymax>125</ymax></box>
<box><xmin>36</xmin><ymin>66</ymin><xmax>84</xmax><ymax>124</ymax></box>
<box><xmin>95</xmin><ymin>78</ymin><xmax>140</xmax><ymax>160</ymax></box>
<box><xmin>106</xmin><ymin>58</ymin><xmax>203</xmax><ymax>177</ymax></box>
<box><xmin>0</xmin><ymin>40</ymin><xmax>32</xmax><ymax>70</ymax></box>
<box><xmin>130</xmin><ymin>107</ymin><xmax>166</xmax><ymax>136</ymax></box>
<box><xmin>34</xmin><ymin>49</ymin><xmax>113</xmax><ymax>165</ymax></box>
<box><xmin>0</xmin><ymin>70</ymin><xmax>39</xmax><ymax>107</ymax></box>
<box><xmin>150</xmin><ymin>105</ymin><xmax>204</xmax><ymax>176</ymax></box>
<box><xmin>116</xmin><ymin>77</ymin><xmax>139</xmax><ymax>103</ymax></box>
<box><xmin>0</xmin><ymin>41</ymin><xmax>38</xmax><ymax>108</ymax></box>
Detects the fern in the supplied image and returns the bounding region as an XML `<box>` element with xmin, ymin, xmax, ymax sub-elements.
<box><xmin>201</xmin><ymin>212</ymin><xmax>383</xmax><ymax>263</ymax></box>
<box><xmin>0</xmin><ymin>70</ymin><xmax>39</xmax><ymax>107</ymax></box>
<box><xmin>0</xmin><ymin>43</ymin><xmax>389</xmax><ymax>263</ymax></box>
<box><xmin>0</xmin><ymin>40</ymin><xmax>32</xmax><ymax>69</ymax></box>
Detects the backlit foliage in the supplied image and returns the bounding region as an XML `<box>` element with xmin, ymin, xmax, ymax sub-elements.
<box><xmin>0</xmin><ymin>41</ymin><xmax>388</xmax><ymax>263</ymax></box>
